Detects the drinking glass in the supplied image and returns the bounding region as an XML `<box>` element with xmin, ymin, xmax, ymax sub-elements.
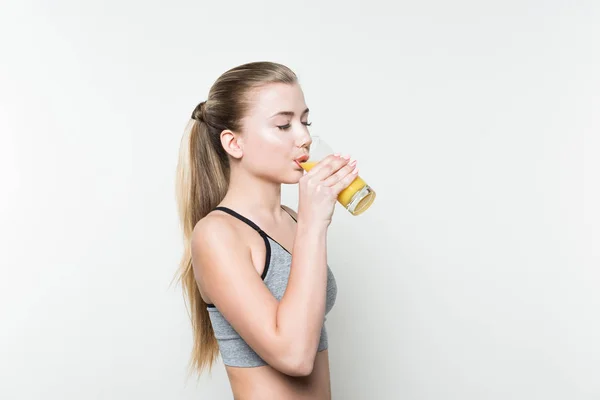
<box><xmin>300</xmin><ymin>136</ymin><xmax>376</xmax><ymax>216</ymax></box>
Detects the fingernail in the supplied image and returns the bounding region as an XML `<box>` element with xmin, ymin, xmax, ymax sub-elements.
<box><xmin>349</xmin><ymin>159</ymin><xmax>357</xmax><ymax>167</ymax></box>
<box><xmin>353</xmin><ymin>166</ymin><xmax>359</xmax><ymax>174</ymax></box>
<box><xmin>343</xmin><ymin>154</ymin><xmax>350</xmax><ymax>160</ymax></box>
<box><xmin>334</xmin><ymin>153</ymin><xmax>340</xmax><ymax>157</ymax></box>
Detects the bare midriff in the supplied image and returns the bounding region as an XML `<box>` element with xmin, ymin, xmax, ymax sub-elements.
<box><xmin>225</xmin><ymin>350</ymin><xmax>331</xmax><ymax>400</ymax></box>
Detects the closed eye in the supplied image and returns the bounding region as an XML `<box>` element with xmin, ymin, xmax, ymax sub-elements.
<box><xmin>277</xmin><ymin>121</ymin><xmax>312</xmax><ymax>131</ymax></box>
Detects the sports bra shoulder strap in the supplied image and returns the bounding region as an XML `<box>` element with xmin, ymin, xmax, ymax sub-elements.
<box><xmin>213</xmin><ymin>206</ymin><xmax>264</xmax><ymax>233</ymax></box>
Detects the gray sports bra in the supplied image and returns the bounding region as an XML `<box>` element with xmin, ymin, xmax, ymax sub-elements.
<box><xmin>205</xmin><ymin>206</ymin><xmax>338</xmax><ymax>368</ymax></box>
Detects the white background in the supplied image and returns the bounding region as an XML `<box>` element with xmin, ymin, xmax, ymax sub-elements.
<box><xmin>1</xmin><ymin>1</ymin><xmax>598</xmax><ymax>399</ymax></box>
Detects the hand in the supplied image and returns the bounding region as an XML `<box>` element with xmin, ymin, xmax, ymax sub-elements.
<box><xmin>297</xmin><ymin>154</ymin><xmax>358</xmax><ymax>225</ymax></box>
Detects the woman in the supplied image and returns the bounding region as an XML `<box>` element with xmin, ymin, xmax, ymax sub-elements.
<box><xmin>175</xmin><ymin>61</ymin><xmax>358</xmax><ymax>399</ymax></box>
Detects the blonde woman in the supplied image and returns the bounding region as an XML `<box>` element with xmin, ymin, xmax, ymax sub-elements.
<box><xmin>176</xmin><ymin>61</ymin><xmax>357</xmax><ymax>399</ymax></box>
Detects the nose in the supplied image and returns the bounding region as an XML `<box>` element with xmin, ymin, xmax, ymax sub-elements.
<box><xmin>297</xmin><ymin>129</ymin><xmax>312</xmax><ymax>149</ymax></box>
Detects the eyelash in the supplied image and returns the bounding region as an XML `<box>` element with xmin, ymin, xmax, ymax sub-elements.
<box><xmin>277</xmin><ymin>122</ymin><xmax>312</xmax><ymax>130</ymax></box>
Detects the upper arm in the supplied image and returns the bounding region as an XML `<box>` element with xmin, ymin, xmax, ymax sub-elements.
<box><xmin>191</xmin><ymin>216</ymin><xmax>295</xmax><ymax>371</ymax></box>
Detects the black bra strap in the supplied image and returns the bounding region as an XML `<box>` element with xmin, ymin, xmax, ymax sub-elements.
<box><xmin>214</xmin><ymin>206</ymin><xmax>265</xmax><ymax>234</ymax></box>
<box><xmin>213</xmin><ymin>205</ymin><xmax>292</xmax><ymax>257</ymax></box>
<box><xmin>213</xmin><ymin>205</ymin><xmax>293</xmax><ymax>258</ymax></box>
<box><xmin>215</xmin><ymin>205</ymin><xmax>297</xmax><ymax>225</ymax></box>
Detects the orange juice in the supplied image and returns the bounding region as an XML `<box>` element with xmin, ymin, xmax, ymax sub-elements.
<box><xmin>300</xmin><ymin>161</ymin><xmax>376</xmax><ymax>215</ymax></box>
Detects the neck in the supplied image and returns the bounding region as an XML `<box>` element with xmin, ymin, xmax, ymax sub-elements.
<box><xmin>221</xmin><ymin>167</ymin><xmax>283</xmax><ymax>219</ymax></box>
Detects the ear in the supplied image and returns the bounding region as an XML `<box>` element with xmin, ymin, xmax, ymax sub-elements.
<box><xmin>220</xmin><ymin>129</ymin><xmax>244</xmax><ymax>159</ymax></box>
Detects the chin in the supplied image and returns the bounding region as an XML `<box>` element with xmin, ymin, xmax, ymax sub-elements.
<box><xmin>278</xmin><ymin>169</ymin><xmax>304</xmax><ymax>184</ymax></box>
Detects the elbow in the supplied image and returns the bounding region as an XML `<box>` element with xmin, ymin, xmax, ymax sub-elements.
<box><xmin>279</xmin><ymin>351</ymin><xmax>316</xmax><ymax>377</ymax></box>
<box><xmin>287</xmin><ymin>358</ymin><xmax>315</xmax><ymax>377</ymax></box>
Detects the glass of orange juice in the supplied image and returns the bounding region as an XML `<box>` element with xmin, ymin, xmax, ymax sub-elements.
<box><xmin>299</xmin><ymin>136</ymin><xmax>376</xmax><ymax>216</ymax></box>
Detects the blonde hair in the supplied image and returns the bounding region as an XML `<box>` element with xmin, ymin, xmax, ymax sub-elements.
<box><xmin>175</xmin><ymin>61</ymin><xmax>298</xmax><ymax>376</ymax></box>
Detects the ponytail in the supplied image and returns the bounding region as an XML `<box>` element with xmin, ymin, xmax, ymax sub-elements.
<box><xmin>175</xmin><ymin>117</ymin><xmax>229</xmax><ymax>376</ymax></box>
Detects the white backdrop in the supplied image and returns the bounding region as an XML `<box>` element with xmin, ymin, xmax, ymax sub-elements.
<box><xmin>1</xmin><ymin>1</ymin><xmax>598</xmax><ymax>399</ymax></box>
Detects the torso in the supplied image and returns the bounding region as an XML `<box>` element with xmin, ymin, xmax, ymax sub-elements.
<box><xmin>200</xmin><ymin>206</ymin><xmax>334</xmax><ymax>400</ymax></box>
<box><xmin>225</xmin><ymin>350</ymin><xmax>331</xmax><ymax>400</ymax></box>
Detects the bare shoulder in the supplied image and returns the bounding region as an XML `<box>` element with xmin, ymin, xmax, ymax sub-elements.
<box><xmin>189</xmin><ymin>212</ymin><xmax>247</xmax><ymax>298</ymax></box>
<box><xmin>191</xmin><ymin>211</ymin><xmax>240</xmax><ymax>252</ymax></box>
<box><xmin>191</xmin><ymin>213</ymin><xmax>238</xmax><ymax>266</ymax></box>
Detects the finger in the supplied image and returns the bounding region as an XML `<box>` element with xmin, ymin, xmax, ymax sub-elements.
<box><xmin>307</xmin><ymin>154</ymin><xmax>349</xmax><ymax>181</ymax></box>
<box><xmin>331</xmin><ymin>165</ymin><xmax>359</xmax><ymax>194</ymax></box>
<box><xmin>322</xmin><ymin>159</ymin><xmax>357</xmax><ymax>187</ymax></box>
<box><xmin>305</xmin><ymin>154</ymin><xmax>342</xmax><ymax>177</ymax></box>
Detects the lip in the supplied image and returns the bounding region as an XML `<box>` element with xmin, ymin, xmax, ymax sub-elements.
<box><xmin>295</xmin><ymin>155</ymin><xmax>309</xmax><ymax>163</ymax></box>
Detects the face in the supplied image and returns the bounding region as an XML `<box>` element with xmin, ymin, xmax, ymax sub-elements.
<box><xmin>221</xmin><ymin>83</ymin><xmax>312</xmax><ymax>184</ymax></box>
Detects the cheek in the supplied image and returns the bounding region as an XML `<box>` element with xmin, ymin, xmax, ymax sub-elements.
<box><xmin>247</xmin><ymin>133</ymin><xmax>290</xmax><ymax>161</ymax></box>
<box><xmin>243</xmin><ymin>133</ymin><xmax>292</xmax><ymax>173</ymax></box>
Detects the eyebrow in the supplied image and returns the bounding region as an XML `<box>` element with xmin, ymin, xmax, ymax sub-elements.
<box><xmin>269</xmin><ymin>108</ymin><xmax>310</xmax><ymax>118</ymax></box>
